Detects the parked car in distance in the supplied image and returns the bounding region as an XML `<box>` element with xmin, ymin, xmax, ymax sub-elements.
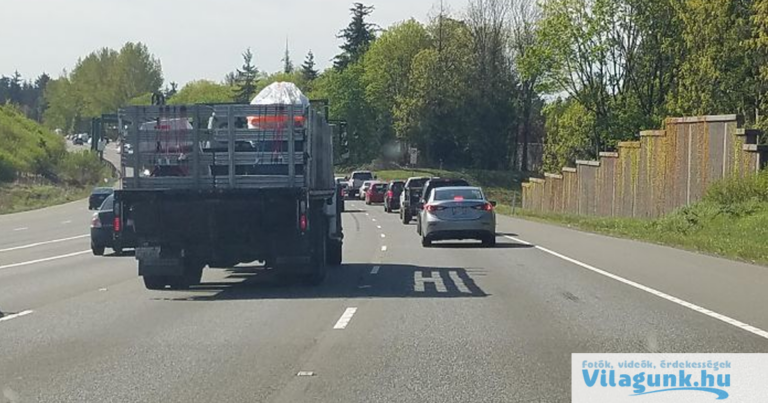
<box><xmin>384</xmin><ymin>180</ymin><xmax>405</xmax><ymax>213</ymax></box>
<box><xmin>365</xmin><ymin>182</ymin><xmax>387</xmax><ymax>205</ymax></box>
<box><xmin>358</xmin><ymin>180</ymin><xmax>375</xmax><ymax>200</ymax></box>
<box><xmin>417</xmin><ymin>186</ymin><xmax>497</xmax><ymax>247</ymax></box>
<box><xmin>73</xmin><ymin>136</ymin><xmax>85</xmax><ymax>145</ymax></box>
<box><xmin>347</xmin><ymin>171</ymin><xmax>375</xmax><ymax>198</ymax></box>
<box><xmin>90</xmin><ymin>195</ymin><xmax>137</xmax><ymax>256</ymax></box>
<box><xmin>400</xmin><ymin>176</ymin><xmax>430</xmax><ymax>224</ymax></box>
<box><xmin>89</xmin><ymin>187</ymin><xmax>114</xmax><ymax>210</ymax></box>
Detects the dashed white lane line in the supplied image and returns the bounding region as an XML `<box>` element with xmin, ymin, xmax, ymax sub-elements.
<box><xmin>377</xmin><ymin>225</ymin><xmax>382</xmax><ymax>229</ymax></box>
<box><xmin>333</xmin><ymin>307</ymin><xmax>358</xmax><ymax>329</ymax></box>
<box><xmin>0</xmin><ymin>234</ymin><xmax>89</xmax><ymax>253</ymax></box>
<box><xmin>503</xmin><ymin>235</ymin><xmax>768</xmax><ymax>341</ymax></box>
<box><xmin>381</xmin><ymin>245</ymin><xmax>388</xmax><ymax>252</ymax></box>
<box><xmin>372</xmin><ymin>218</ymin><xmax>377</xmax><ymax>222</ymax></box>
<box><xmin>380</xmin><ymin>233</ymin><xmax>386</xmax><ymax>238</ymax></box>
<box><xmin>0</xmin><ymin>250</ymin><xmax>91</xmax><ymax>271</ymax></box>
<box><xmin>61</xmin><ymin>220</ymin><xmax>72</xmax><ymax>224</ymax></box>
<box><xmin>371</xmin><ymin>265</ymin><xmax>380</xmax><ymax>275</ymax></box>
<box><xmin>0</xmin><ymin>310</ymin><xmax>34</xmax><ymax>323</ymax></box>
<box><xmin>12</xmin><ymin>227</ymin><xmax>28</xmax><ymax>231</ymax></box>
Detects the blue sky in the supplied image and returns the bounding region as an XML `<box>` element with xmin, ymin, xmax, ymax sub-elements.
<box><xmin>1</xmin><ymin>0</ymin><xmax>468</xmax><ymax>85</ymax></box>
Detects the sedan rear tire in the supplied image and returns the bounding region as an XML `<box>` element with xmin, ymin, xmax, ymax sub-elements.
<box><xmin>421</xmin><ymin>235</ymin><xmax>432</xmax><ymax>247</ymax></box>
<box><xmin>91</xmin><ymin>243</ymin><xmax>105</xmax><ymax>256</ymax></box>
<box><xmin>482</xmin><ymin>234</ymin><xmax>497</xmax><ymax>247</ymax></box>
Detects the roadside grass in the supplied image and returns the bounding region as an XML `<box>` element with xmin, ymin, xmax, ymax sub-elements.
<box><xmin>514</xmin><ymin>173</ymin><xmax>768</xmax><ymax>266</ymax></box>
<box><xmin>0</xmin><ymin>183</ymin><xmax>94</xmax><ymax>215</ymax></box>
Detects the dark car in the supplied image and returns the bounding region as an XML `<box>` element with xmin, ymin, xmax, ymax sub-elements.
<box><xmin>365</xmin><ymin>182</ymin><xmax>387</xmax><ymax>205</ymax></box>
<box><xmin>416</xmin><ymin>178</ymin><xmax>471</xmax><ymax>232</ymax></box>
<box><xmin>384</xmin><ymin>180</ymin><xmax>405</xmax><ymax>213</ymax></box>
<box><xmin>90</xmin><ymin>195</ymin><xmax>136</xmax><ymax>256</ymax></box>
<box><xmin>88</xmin><ymin>187</ymin><xmax>114</xmax><ymax>210</ymax></box>
<box><xmin>73</xmin><ymin>136</ymin><xmax>85</xmax><ymax>146</ymax></box>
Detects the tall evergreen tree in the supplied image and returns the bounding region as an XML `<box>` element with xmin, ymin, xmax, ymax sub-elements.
<box><xmin>301</xmin><ymin>50</ymin><xmax>319</xmax><ymax>82</ymax></box>
<box><xmin>282</xmin><ymin>43</ymin><xmax>295</xmax><ymax>74</ymax></box>
<box><xmin>334</xmin><ymin>3</ymin><xmax>377</xmax><ymax>70</ymax></box>
<box><xmin>235</xmin><ymin>48</ymin><xmax>259</xmax><ymax>103</ymax></box>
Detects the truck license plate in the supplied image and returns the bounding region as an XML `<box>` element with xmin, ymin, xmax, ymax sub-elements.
<box><xmin>136</xmin><ymin>247</ymin><xmax>161</xmax><ymax>260</ymax></box>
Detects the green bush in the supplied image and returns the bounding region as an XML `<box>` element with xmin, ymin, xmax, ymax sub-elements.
<box><xmin>0</xmin><ymin>105</ymin><xmax>66</xmax><ymax>180</ymax></box>
<box><xmin>57</xmin><ymin>150</ymin><xmax>111</xmax><ymax>186</ymax></box>
<box><xmin>704</xmin><ymin>171</ymin><xmax>768</xmax><ymax>205</ymax></box>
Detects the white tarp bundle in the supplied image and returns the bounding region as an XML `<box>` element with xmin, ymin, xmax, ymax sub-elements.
<box><xmin>250</xmin><ymin>81</ymin><xmax>309</xmax><ymax>107</ymax></box>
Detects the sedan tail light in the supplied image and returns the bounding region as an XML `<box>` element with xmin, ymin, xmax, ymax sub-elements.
<box><xmin>425</xmin><ymin>205</ymin><xmax>445</xmax><ymax>213</ymax></box>
<box><xmin>472</xmin><ymin>202</ymin><xmax>494</xmax><ymax>212</ymax></box>
<box><xmin>91</xmin><ymin>214</ymin><xmax>102</xmax><ymax>228</ymax></box>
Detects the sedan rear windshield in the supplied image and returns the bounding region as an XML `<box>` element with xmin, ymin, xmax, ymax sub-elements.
<box><xmin>433</xmin><ymin>188</ymin><xmax>484</xmax><ymax>201</ymax></box>
<box><xmin>352</xmin><ymin>172</ymin><xmax>373</xmax><ymax>180</ymax></box>
<box><xmin>372</xmin><ymin>183</ymin><xmax>387</xmax><ymax>191</ymax></box>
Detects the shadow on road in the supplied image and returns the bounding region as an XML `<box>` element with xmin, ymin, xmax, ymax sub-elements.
<box><xmin>342</xmin><ymin>209</ymin><xmax>366</xmax><ymax>214</ymax></box>
<box><xmin>153</xmin><ymin>263</ymin><xmax>489</xmax><ymax>302</ymax></box>
<box><xmin>430</xmin><ymin>241</ymin><xmax>533</xmax><ymax>250</ymax></box>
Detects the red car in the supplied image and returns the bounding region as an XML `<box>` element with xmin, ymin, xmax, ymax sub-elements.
<box><xmin>365</xmin><ymin>182</ymin><xmax>387</xmax><ymax>205</ymax></box>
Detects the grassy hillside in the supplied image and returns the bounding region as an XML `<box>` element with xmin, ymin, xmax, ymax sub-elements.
<box><xmin>0</xmin><ymin>105</ymin><xmax>112</xmax><ymax>214</ymax></box>
<box><xmin>0</xmin><ymin>105</ymin><xmax>67</xmax><ymax>181</ymax></box>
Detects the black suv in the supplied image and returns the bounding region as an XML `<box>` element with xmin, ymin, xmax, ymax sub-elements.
<box><xmin>400</xmin><ymin>177</ymin><xmax>430</xmax><ymax>224</ymax></box>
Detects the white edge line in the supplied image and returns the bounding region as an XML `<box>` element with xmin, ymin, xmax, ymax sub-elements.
<box><xmin>0</xmin><ymin>234</ymin><xmax>89</xmax><ymax>253</ymax></box>
<box><xmin>12</xmin><ymin>227</ymin><xmax>28</xmax><ymax>231</ymax></box>
<box><xmin>503</xmin><ymin>235</ymin><xmax>768</xmax><ymax>340</ymax></box>
<box><xmin>0</xmin><ymin>310</ymin><xmax>34</xmax><ymax>323</ymax></box>
<box><xmin>333</xmin><ymin>307</ymin><xmax>358</xmax><ymax>329</ymax></box>
<box><xmin>0</xmin><ymin>250</ymin><xmax>91</xmax><ymax>271</ymax></box>
<box><xmin>371</xmin><ymin>265</ymin><xmax>380</xmax><ymax>275</ymax></box>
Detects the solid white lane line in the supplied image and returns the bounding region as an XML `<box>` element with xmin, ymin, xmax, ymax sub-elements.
<box><xmin>381</xmin><ymin>245</ymin><xmax>388</xmax><ymax>252</ymax></box>
<box><xmin>333</xmin><ymin>307</ymin><xmax>358</xmax><ymax>329</ymax></box>
<box><xmin>503</xmin><ymin>235</ymin><xmax>768</xmax><ymax>340</ymax></box>
<box><xmin>13</xmin><ymin>227</ymin><xmax>28</xmax><ymax>231</ymax></box>
<box><xmin>0</xmin><ymin>250</ymin><xmax>91</xmax><ymax>271</ymax></box>
<box><xmin>0</xmin><ymin>310</ymin><xmax>34</xmax><ymax>323</ymax></box>
<box><xmin>371</xmin><ymin>265</ymin><xmax>380</xmax><ymax>275</ymax></box>
<box><xmin>0</xmin><ymin>234</ymin><xmax>89</xmax><ymax>253</ymax></box>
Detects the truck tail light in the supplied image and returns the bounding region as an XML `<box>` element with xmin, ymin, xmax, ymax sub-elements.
<box><xmin>113</xmin><ymin>216</ymin><xmax>121</xmax><ymax>232</ymax></box>
<box><xmin>299</xmin><ymin>214</ymin><xmax>308</xmax><ymax>232</ymax></box>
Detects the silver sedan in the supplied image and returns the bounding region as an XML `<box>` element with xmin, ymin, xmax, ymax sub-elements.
<box><xmin>417</xmin><ymin>186</ymin><xmax>497</xmax><ymax>247</ymax></box>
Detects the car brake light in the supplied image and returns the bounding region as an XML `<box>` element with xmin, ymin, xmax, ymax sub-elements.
<box><xmin>425</xmin><ymin>205</ymin><xmax>445</xmax><ymax>213</ymax></box>
<box><xmin>387</xmin><ymin>190</ymin><xmax>393</xmax><ymax>198</ymax></box>
<box><xmin>453</xmin><ymin>195</ymin><xmax>464</xmax><ymax>201</ymax></box>
<box><xmin>113</xmin><ymin>216</ymin><xmax>121</xmax><ymax>232</ymax></box>
<box><xmin>300</xmin><ymin>214</ymin><xmax>308</xmax><ymax>232</ymax></box>
<box><xmin>91</xmin><ymin>215</ymin><xmax>101</xmax><ymax>228</ymax></box>
<box><xmin>472</xmin><ymin>202</ymin><xmax>494</xmax><ymax>211</ymax></box>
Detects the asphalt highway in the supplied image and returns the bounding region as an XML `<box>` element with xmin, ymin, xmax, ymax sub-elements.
<box><xmin>2</xmin><ymin>194</ymin><xmax>768</xmax><ymax>402</ymax></box>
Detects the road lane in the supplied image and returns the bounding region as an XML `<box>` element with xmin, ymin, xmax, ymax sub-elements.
<box><xmin>1</xmin><ymin>198</ymin><xmax>768</xmax><ymax>402</ymax></box>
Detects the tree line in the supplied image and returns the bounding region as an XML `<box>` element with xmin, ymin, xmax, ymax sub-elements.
<box><xmin>6</xmin><ymin>0</ymin><xmax>767</xmax><ymax>173</ymax></box>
